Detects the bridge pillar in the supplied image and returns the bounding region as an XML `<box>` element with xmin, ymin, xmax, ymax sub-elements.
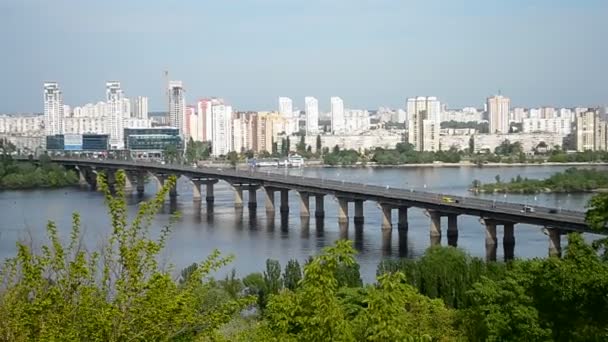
<box><xmin>548</xmin><ymin>228</ymin><xmax>562</xmax><ymax>258</ymax></box>
<box><xmin>248</xmin><ymin>187</ymin><xmax>257</xmax><ymax>210</ymax></box>
<box><xmin>169</xmin><ymin>180</ymin><xmax>177</xmax><ymax>199</ymax></box>
<box><xmin>191</xmin><ymin>180</ymin><xmax>202</xmax><ymax>202</ymax></box>
<box><xmin>398</xmin><ymin>207</ymin><xmax>408</xmax><ymax>231</ymax></box>
<box><xmin>298</xmin><ymin>192</ymin><xmax>310</xmax><ymax>218</ymax></box>
<box><xmin>485</xmin><ymin>220</ymin><xmax>498</xmax><ymax>262</ymax></box>
<box><xmin>429</xmin><ymin>210</ymin><xmax>442</xmax><ymax>244</ymax></box>
<box><xmin>205</xmin><ymin>180</ymin><xmax>216</xmax><ymax>208</ymax></box>
<box><xmin>234</xmin><ymin>186</ymin><xmax>244</xmax><ymax>209</ymax></box>
<box><xmin>381</xmin><ymin>204</ymin><xmax>392</xmax><ymax>230</ymax></box>
<box><xmin>264</xmin><ymin>187</ymin><xmax>275</xmax><ymax>213</ymax></box>
<box><xmin>123</xmin><ymin>174</ymin><xmax>134</xmax><ymax>194</ymax></box>
<box><xmin>337</xmin><ymin>198</ymin><xmax>349</xmax><ymax>223</ymax></box>
<box><xmin>315</xmin><ymin>195</ymin><xmax>325</xmax><ymax>219</ymax></box>
<box><xmin>78</xmin><ymin>168</ymin><xmax>88</xmax><ymax>187</ymax></box>
<box><xmin>503</xmin><ymin>223</ymin><xmax>515</xmax><ymax>261</ymax></box>
<box><xmin>136</xmin><ymin>172</ymin><xmax>145</xmax><ymax>197</ymax></box>
<box><xmin>354</xmin><ymin>200</ymin><xmax>364</xmax><ymax>224</ymax></box>
<box><xmin>447</xmin><ymin>214</ymin><xmax>458</xmax><ymax>247</ymax></box>
<box><xmin>280</xmin><ymin>189</ymin><xmax>289</xmax><ymax>215</ymax></box>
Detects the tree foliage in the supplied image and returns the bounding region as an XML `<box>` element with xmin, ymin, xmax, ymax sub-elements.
<box><xmin>0</xmin><ymin>170</ymin><xmax>252</xmax><ymax>341</ymax></box>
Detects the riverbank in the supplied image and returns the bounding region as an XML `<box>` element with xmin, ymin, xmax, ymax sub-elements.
<box><xmin>469</xmin><ymin>168</ymin><xmax>608</xmax><ymax>194</ymax></box>
<box><xmin>0</xmin><ymin>158</ymin><xmax>78</xmax><ymax>190</ymax></box>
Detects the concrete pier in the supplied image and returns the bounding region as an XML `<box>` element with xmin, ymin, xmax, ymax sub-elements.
<box><xmin>354</xmin><ymin>200</ymin><xmax>364</xmax><ymax>224</ymax></box>
<box><xmin>338</xmin><ymin>198</ymin><xmax>349</xmax><ymax>223</ymax></box>
<box><xmin>264</xmin><ymin>187</ymin><xmax>275</xmax><ymax>213</ymax></box>
<box><xmin>234</xmin><ymin>186</ymin><xmax>244</xmax><ymax>209</ymax></box>
<box><xmin>485</xmin><ymin>220</ymin><xmax>498</xmax><ymax>262</ymax></box>
<box><xmin>315</xmin><ymin>195</ymin><xmax>325</xmax><ymax>219</ymax></box>
<box><xmin>280</xmin><ymin>189</ymin><xmax>289</xmax><ymax>215</ymax></box>
<box><xmin>381</xmin><ymin>204</ymin><xmax>392</xmax><ymax>230</ymax></box>
<box><xmin>136</xmin><ymin>172</ymin><xmax>145</xmax><ymax>197</ymax></box>
<box><xmin>548</xmin><ymin>228</ymin><xmax>562</xmax><ymax>258</ymax></box>
<box><xmin>447</xmin><ymin>214</ymin><xmax>458</xmax><ymax>247</ymax></box>
<box><xmin>429</xmin><ymin>210</ymin><xmax>442</xmax><ymax>241</ymax></box>
<box><xmin>503</xmin><ymin>223</ymin><xmax>515</xmax><ymax>261</ymax></box>
<box><xmin>191</xmin><ymin>180</ymin><xmax>202</xmax><ymax>202</ymax></box>
<box><xmin>299</xmin><ymin>192</ymin><xmax>310</xmax><ymax>218</ymax></box>
<box><xmin>398</xmin><ymin>207</ymin><xmax>408</xmax><ymax>231</ymax></box>
<box><xmin>248</xmin><ymin>188</ymin><xmax>257</xmax><ymax>210</ymax></box>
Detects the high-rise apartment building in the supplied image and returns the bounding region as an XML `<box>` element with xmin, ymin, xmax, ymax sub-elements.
<box><xmin>210</xmin><ymin>102</ymin><xmax>233</xmax><ymax>157</ymax></box>
<box><xmin>278</xmin><ymin>97</ymin><xmax>293</xmax><ymax>117</ymax></box>
<box><xmin>487</xmin><ymin>95</ymin><xmax>510</xmax><ymax>134</ymax></box>
<box><xmin>330</xmin><ymin>97</ymin><xmax>345</xmax><ymax>134</ymax></box>
<box><xmin>106</xmin><ymin>81</ymin><xmax>125</xmax><ymax>149</ymax></box>
<box><xmin>575</xmin><ymin>110</ymin><xmax>607</xmax><ymax>152</ymax></box>
<box><xmin>133</xmin><ymin>96</ymin><xmax>149</xmax><ymax>120</ymax></box>
<box><xmin>168</xmin><ymin>81</ymin><xmax>186</xmax><ymax>137</ymax></box>
<box><xmin>185</xmin><ymin>105</ymin><xmax>196</xmax><ymax>141</ymax></box>
<box><xmin>407</xmin><ymin>96</ymin><xmax>441</xmax><ymax>151</ymax></box>
<box><xmin>44</xmin><ymin>82</ymin><xmax>63</xmax><ymax>136</ymax></box>
<box><xmin>305</xmin><ymin>96</ymin><xmax>319</xmax><ymax>135</ymax></box>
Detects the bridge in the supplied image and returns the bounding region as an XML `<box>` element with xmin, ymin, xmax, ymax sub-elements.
<box><xmin>34</xmin><ymin>157</ymin><xmax>606</xmax><ymax>260</ymax></box>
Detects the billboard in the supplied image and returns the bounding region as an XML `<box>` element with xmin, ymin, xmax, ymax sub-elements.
<box><xmin>64</xmin><ymin>134</ymin><xmax>83</xmax><ymax>151</ymax></box>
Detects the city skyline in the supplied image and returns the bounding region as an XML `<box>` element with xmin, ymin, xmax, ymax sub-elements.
<box><xmin>1</xmin><ymin>0</ymin><xmax>606</xmax><ymax>112</ymax></box>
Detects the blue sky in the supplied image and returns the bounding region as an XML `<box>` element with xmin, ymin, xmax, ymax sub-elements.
<box><xmin>1</xmin><ymin>0</ymin><xmax>606</xmax><ymax>112</ymax></box>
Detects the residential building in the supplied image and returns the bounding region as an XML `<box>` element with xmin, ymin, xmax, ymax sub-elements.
<box><xmin>44</xmin><ymin>82</ymin><xmax>63</xmax><ymax>136</ymax></box>
<box><xmin>133</xmin><ymin>96</ymin><xmax>149</xmax><ymax>119</ymax></box>
<box><xmin>305</xmin><ymin>96</ymin><xmax>319</xmax><ymax>135</ymax></box>
<box><xmin>522</xmin><ymin>117</ymin><xmax>572</xmax><ymax>135</ymax></box>
<box><xmin>575</xmin><ymin>110</ymin><xmax>607</xmax><ymax>152</ymax></box>
<box><xmin>487</xmin><ymin>95</ymin><xmax>510</xmax><ymax>134</ymax></box>
<box><xmin>343</xmin><ymin>109</ymin><xmax>371</xmax><ymax>133</ymax></box>
<box><xmin>106</xmin><ymin>81</ymin><xmax>125</xmax><ymax>149</ymax></box>
<box><xmin>210</xmin><ymin>102</ymin><xmax>233</xmax><ymax>157</ymax></box>
<box><xmin>330</xmin><ymin>97</ymin><xmax>345</xmax><ymax>134</ymax></box>
<box><xmin>407</xmin><ymin>96</ymin><xmax>441</xmax><ymax>151</ymax></box>
<box><xmin>278</xmin><ymin>97</ymin><xmax>293</xmax><ymax>117</ymax></box>
<box><xmin>168</xmin><ymin>81</ymin><xmax>186</xmax><ymax>137</ymax></box>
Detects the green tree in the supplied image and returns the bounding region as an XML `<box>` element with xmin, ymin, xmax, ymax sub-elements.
<box><xmin>264</xmin><ymin>259</ymin><xmax>282</xmax><ymax>295</ymax></box>
<box><xmin>163</xmin><ymin>143</ymin><xmax>180</xmax><ymax>163</ymax></box>
<box><xmin>0</xmin><ymin>170</ymin><xmax>252</xmax><ymax>340</ymax></box>
<box><xmin>226</xmin><ymin>151</ymin><xmax>239</xmax><ymax>168</ymax></box>
<box><xmin>283</xmin><ymin>259</ymin><xmax>302</xmax><ymax>291</ymax></box>
<box><xmin>316</xmin><ymin>134</ymin><xmax>322</xmax><ymax>152</ymax></box>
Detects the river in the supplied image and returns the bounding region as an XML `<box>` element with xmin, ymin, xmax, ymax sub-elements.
<box><xmin>0</xmin><ymin>165</ymin><xmax>605</xmax><ymax>283</ymax></box>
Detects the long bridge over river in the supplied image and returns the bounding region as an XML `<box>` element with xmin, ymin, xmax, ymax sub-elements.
<box><xmin>34</xmin><ymin>157</ymin><xmax>607</xmax><ymax>260</ymax></box>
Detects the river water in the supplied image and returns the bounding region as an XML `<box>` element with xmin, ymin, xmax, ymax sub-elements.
<box><xmin>0</xmin><ymin>165</ymin><xmax>605</xmax><ymax>282</ymax></box>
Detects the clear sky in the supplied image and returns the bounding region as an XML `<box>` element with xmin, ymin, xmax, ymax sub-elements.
<box><xmin>1</xmin><ymin>0</ymin><xmax>606</xmax><ymax>112</ymax></box>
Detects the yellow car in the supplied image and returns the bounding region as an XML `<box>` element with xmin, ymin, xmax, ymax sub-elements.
<box><xmin>442</xmin><ymin>196</ymin><xmax>455</xmax><ymax>203</ymax></box>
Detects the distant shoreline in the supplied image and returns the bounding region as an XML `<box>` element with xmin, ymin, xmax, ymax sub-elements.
<box><xmin>306</xmin><ymin>161</ymin><xmax>608</xmax><ymax>169</ymax></box>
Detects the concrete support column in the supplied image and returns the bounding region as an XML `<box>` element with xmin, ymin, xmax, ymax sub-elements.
<box><xmin>78</xmin><ymin>169</ymin><xmax>88</xmax><ymax>187</ymax></box>
<box><xmin>447</xmin><ymin>214</ymin><xmax>458</xmax><ymax>247</ymax></box>
<box><xmin>191</xmin><ymin>180</ymin><xmax>202</xmax><ymax>202</ymax></box>
<box><xmin>264</xmin><ymin>188</ymin><xmax>275</xmax><ymax>213</ymax></box>
<box><xmin>136</xmin><ymin>172</ymin><xmax>145</xmax><ymax>197</ymax></box>
<box><xmin>123</xmin><ymin>174</ymin><xmax>134</xmax><ymax>194</ymax></box>
<box><xmin>398</xmin><ymin>207</ymin><xmax>408</xmax><ymax>231</ymax></box>
<box><xmin>429</xmin><ymin>210</ymin><xmax>442</xmax><ymax>240</ymax></box>
<box><xmin>205</xmin><ymin>181</ymin><xmax>215</xmax><ymax>206</ymax></box>
<box><xmin>299</xmin><ymin>192</ymin><xmax>310</xmax><ymax>218</ymax></box>
<box><xmin>485</xmin><ymin>220</ymin><xmax>498</xmax><ymax>262</ymax></box>
<box><xmin>337</xmin><ymin>198</ymin><xmax>349</xmax><ymax>223</ymax></box>
<box><xmin>381</xmin><ymin>204</ymin><xmax>392</xmax><ymax>230</ymax></box>
<box><xmin>234</xmin><ymin>186</ymin><xmax>244</xmax><ymax>209</ymax></box>
<box><xmin>315</xmin><ymin>195</ymin><xmax>325</xmax><ymax>219</ymax></box>
<box><xmin>280</xmin><ymin>189</ymin><xmax>289</xmax><ymax>215</ymax></box>
<box><xmin>248</xmin><ymin>188</ymin><xmax>257</xmax><ymax>210</ymax></box>
<box><xmin>503</xmin><ymin>223</ymin><xmax>515</xmax><ymax>261</ymax></box>
<box><xmin>548</xmin><ymin>228</ymin><xmax>562</xmax><ymax>258</ymax></box>
<box><xmin>169</xmin><ymin>181</ymin><xmax>177</xmax><ymax>199</ymax></box>
<box><xmin>354</xmin><ymin>200</ymin><xmax>364</xmax><ymax>224</ymax></box>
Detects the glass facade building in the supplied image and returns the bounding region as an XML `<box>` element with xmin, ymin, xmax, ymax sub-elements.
<box><xmin>124</xmin><ymin>128</ymin><xmax>181</xmax><ymax>151</ymax></box>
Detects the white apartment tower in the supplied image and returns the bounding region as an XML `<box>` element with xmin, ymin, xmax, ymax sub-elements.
<box><xmin>278</xmin><ymin>97</ymin><xmax>293</xmax><ymax>117</ymax></box>
<box><xmin>305</xmin><ymin>96</ymin><xmax>319</xmax><ymax>135</ymax></box>
<box><xmin>168</xmin><ymin>81</ymin><xmax>186</xmax><ymax>137</ymax></box>
<box><xmin>106</xmin><ymin>81</ymin><xmax>125</xmax><ymax>149</ymax></box>
<box><xmin>330</xmin><ymin>97</ymin><xmax>345</xmax><ymax>134</ymax></box>
<box><xmin>133</xmin><ymin>96</ymin><xmax>149</xmax><ymax>120</ymax></box>
<box><xmin>487</xmin><ymin>95</ymin><xmax>510</xmax><ymax>134</ymax></box>
<box><xmin>44</xmin><ymin>82</ymin><xmax>63</xmax><ymax>136</ymax></box>
<box><xmin>407</xmin><ymin>96</ymin><xmax>441</xmax><ymax>151</ymax></box>
<box><xmin>211</xmin><ymin>102</ymin><xmax>233</xmax><ymax>157</ymax></box>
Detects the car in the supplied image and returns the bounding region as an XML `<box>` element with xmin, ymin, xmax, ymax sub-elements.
<box><xmin>442</xmin><ymin>196</ymin><xmax>455</xmax><ymax>203</ymax></box>
<box><xmin>521</xmin><ymin>206</ymin><xmax>535</xmax><ymax>213</ymax></box>
<box><xmin>549</xmin><ymin>208</ymin><xmax>558</xmax><ymax>214</ymax></box>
